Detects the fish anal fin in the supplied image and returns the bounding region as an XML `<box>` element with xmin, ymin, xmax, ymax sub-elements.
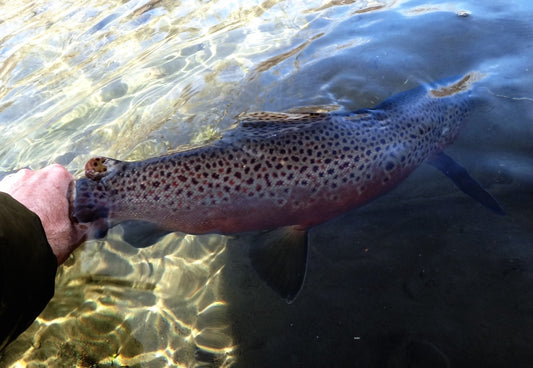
<box><xmin>119</xmin><ymin>220</ymin><xmax>172</xmax><ymax>248</ymax></box>
<box><xmin>427</xmin><ymin>151</ymin><xmax>504</xmax><ymax>215</ymax></box>
<box><xmin>249</xmin><ymin>226</ymin><xmax>308</xmax><ymax>303</ymax></box>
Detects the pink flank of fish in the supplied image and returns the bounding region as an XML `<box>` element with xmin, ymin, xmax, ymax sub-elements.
<box><xmin>74</xmin><ymin>73</ymin><xmax>502</xmax><ymax>301</ymax></box>
<box><xmin>74</xmin><ymin>73</ymin><xmax>497</xmax><ymax>234</ymax></box>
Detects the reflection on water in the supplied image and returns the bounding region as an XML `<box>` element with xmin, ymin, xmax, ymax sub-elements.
<box><xmin>5</xmin><ymin>232</ymin><xmax>232</xmax><ymax>367</ymax></box>
<box><xmin>0</xmin><ymin>3</ymin><xmax>391</xmax><ymax>363</ymax></box>
<box><xmin>1</xmin><ymin>0</ymin><xmax>533</xmax><ymax>367</ymax></box>
<box><xmin>0</xmin><ymin>0</ymin><xmax>399</xmax><ymax>173</ymax></box>
<box><xmin>1</xmin><ymin>2</ymin><xmax>404</xmax><ymax>365</ymax></box>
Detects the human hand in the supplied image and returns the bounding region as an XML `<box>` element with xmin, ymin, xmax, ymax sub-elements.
<box><xmin>0</xmin><ymin>164</ymin><xmax>89</xmax><ymax>264</ymax></box>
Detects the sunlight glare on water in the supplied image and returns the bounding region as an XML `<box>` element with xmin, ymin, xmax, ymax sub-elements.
<box><xmin>0</xmin><ymin>2</ymin><xmax>402</xmax><ymax>366</ymax></box>
<box><xmin>0</xmin><ymin>0</ymin><xmax>398</xmax><ymax>172</ymax></box>
<box><xmin>7</xmin><ymin>231</ymin><xmax>231</xmax><ymax>367</ymax></box>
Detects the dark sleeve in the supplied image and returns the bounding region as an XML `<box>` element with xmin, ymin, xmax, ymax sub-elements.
<box><xmin>0</xmin><ymin>192</ymin><xmax>57</xmax><ymax>351</ymax></box>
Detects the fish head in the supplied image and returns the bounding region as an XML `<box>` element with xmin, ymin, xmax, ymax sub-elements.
<box><xmin>434</xmin><ymin>94</ymin><xmax>471</xmax><ymax>149</ymax></box>
<box><xmin>428</xmin><ymin>72</ymin><xmax>484</xmax><ymax>149</ymax></box>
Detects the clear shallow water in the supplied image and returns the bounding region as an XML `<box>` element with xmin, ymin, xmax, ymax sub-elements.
<box><xmin>0</xmin><ymin>0</ymin><xmax>532</xmax><ymax>367</ymax></box>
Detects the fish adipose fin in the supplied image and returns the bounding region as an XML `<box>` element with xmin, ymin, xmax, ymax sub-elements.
<box><xmin>427</xmin><ymin>152</ymin><xmax>504</xmax><ymax>215</ymax></box>
<box><xmin>85</xmin><ymin>157</ymin><xmax>123</xmax><ymax>181</ymax></box>
<box><xmin>249</xmin><ymin>226</ymin><xmax>308</xmax><ymax>303</ymax></box>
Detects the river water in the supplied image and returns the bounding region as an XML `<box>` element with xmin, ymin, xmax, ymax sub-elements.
<box><xmin>0</xmin><ymin>0</ymin><xmax>532</xmax><ymax>367</ymax></box>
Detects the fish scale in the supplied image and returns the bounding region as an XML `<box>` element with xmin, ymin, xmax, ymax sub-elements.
<box><xmin>75</xmin><ymin>76</ymin><xmax>479</xmax><ymax>236</ymax></box>
<box><xmin>74</xmin><ymin>73</ymin><xmax>504</xmax><ymax>301</ymax></box>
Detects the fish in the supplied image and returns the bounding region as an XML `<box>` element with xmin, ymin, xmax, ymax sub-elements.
<box><xmin>74</xmin><ymin>72</ymin><xmax>503</xmax><ymax>302</ymax></box>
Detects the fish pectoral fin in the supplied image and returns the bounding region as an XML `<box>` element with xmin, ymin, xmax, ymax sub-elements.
<box><xmin>249</xmin><ymin>226</ymin><xmax>309</xmax><ymax>303</ymax></box>
<box><xmin>427</xmin><ymin>151</ymin><xmax>504</xmax><ymax>215</ymax></box>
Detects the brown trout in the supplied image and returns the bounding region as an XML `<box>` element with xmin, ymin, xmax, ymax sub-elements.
<box><xmin>74</xmin><ymin>73</ymin><xmax>502</xmax><ymax>301</ymax></box>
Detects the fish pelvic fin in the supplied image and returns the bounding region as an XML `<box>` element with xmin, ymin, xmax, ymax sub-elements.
<box><xmin>427</xmin><ymin>151</ymin><xmax>504</xmax><ymax>215</ymax></box>
<box><xmin>249</xmin><ymin>225</ymin><xmax>309</xmax><ymax>303</ymax></box>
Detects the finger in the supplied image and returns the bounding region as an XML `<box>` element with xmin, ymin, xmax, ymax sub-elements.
<box><xmin>0</xmin><ymin>169</ymin><xmax>32</xmax><ymax>192</ymax></box>
<box><xmin>35</xmin><ymin>164</ymin><xmax>75</xmax><ymax>194</ymax></box>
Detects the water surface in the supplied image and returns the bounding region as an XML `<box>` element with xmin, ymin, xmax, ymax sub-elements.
<box><xmin>0</xmin><ymin>0</ymin><xmax>532</xmax><ymax>367</ymax></box>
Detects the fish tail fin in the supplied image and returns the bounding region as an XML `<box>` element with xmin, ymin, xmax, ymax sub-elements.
<box><xmin>73</xmin><ymin>177</ymin><xmax>110</xmax><ymax>237</ymax></box>
<box><xmin>428</xmin><ymin>151</ymin><xmax>504</xmax><ymax>215</ymax></box>
<box><xmin>249</xmin><ymin>226</ymin><xmax>309</xmax><ymax>303</ymax></box>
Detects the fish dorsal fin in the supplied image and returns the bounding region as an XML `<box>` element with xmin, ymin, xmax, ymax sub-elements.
<box><xmin>220</xmin><ymin>112</ymin><xmax>329</xmax><ymax>141</ymax></box>
<box><xmin>239</xmin><ymin>111</ymin><xmax>328</xmax><ymax>124</ymax></box>
<box><xmin>184</xmin><ymin>109</ymin><xmax>337</xmax><ymax>150</ymax></box>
